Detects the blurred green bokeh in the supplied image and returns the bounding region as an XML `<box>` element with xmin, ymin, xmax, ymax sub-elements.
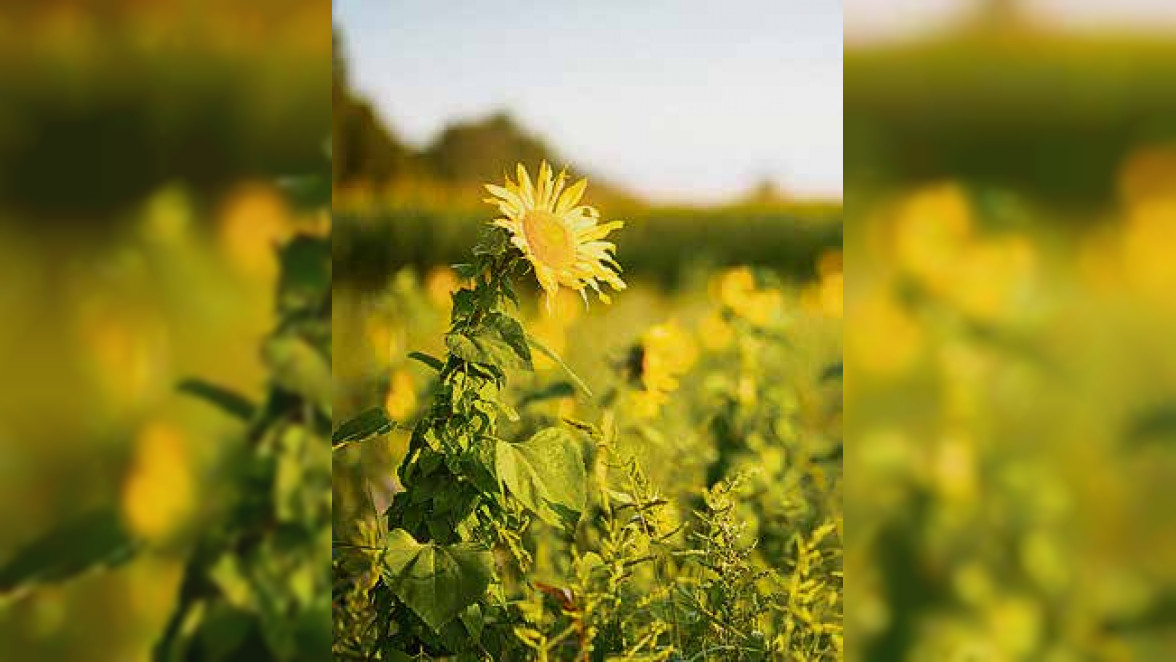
<box><xmin>846</xmin><ymin>30</ymin><xmax>1176</xmax><ymax>209</ymax></box>
<box><xmin>0</xmin><ymin>2</ymin><xmax>329</xmax><ymax>660</ymax></box>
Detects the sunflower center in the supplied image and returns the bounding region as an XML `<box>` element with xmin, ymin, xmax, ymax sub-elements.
<box><xmin>522</xmin><ymin>210</ymin><xmax>576</xmax><ymax>269</ymax></box>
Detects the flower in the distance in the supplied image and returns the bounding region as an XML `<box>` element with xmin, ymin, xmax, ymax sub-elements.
<box><xmin>484</xmin><ymin>162</ymin><xmax>626</xmax><ymax>311</ymax></box>
<box><xmin>627</xmin><ymin>320</ymin><xmax>698</xmax><ymax>417</ymax></box>
<box><xmin>714</xmin><ymin>266</ymin><xmax>782</xmax><ymax>326</ymax></box>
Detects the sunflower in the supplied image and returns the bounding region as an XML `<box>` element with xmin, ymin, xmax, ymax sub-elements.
<box><xmin>484</xmin><ymin>162</ymin><xmax>626</xmax><ymax>310</ymax></box>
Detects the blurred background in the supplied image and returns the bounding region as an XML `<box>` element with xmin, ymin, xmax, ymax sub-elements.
<box><xmin>844</xmin><ymin>1</ymin><xmax>1176</xmax><ymax>660</ymax></box>
<box><xmin>330</xmin><ymin>0</ymin><xmax>843</xmax><ymax>541</ymax></box>
<box><xmin>0</xmin><ymin>1</ymin><xmax>329</xmax><ymax>659</ymax></box>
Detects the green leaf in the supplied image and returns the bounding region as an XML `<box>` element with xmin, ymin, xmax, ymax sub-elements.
<box><xmin>263</xmin><ymin>333</ymin><xmax>333</xmax><ymax>416</ymax></box>
<box><xmin>452</xmin><ymin>263</ymin><xmax>478</xmax><ymax>280</ymax></box>
<box><xmin>446</xmin><ymin>313</ymin><xmax>532</xmax><ymax>371</ymax></box>
<box><xmin>332</xmin><ymin>407</ymin><xmax>395</xmax><ymax>449</ymax></box>
<box><xmin>0</xmin><ymin>508</ymin><xmax>136</xmax><ymax>598</ymax></box>
<box><xmin>407</xmin><ymin>351</ymin><xmax>445</xmax><ymax>372</ymax></box>
<box><xmin>526</xmin><ymin>333</ymin><xmax>592</xmax><ymax>397</ymax></box>
<box><xmin>178</xmin><ymin>379</ymin><xmax>256</xmax><ymax>421</ymax></box>
<box><xmin>472</xmin><ymin>227</ymin><xmax>508</xmax><ymax>257</ymax></box>
<box><xmin>380</xmin><ymin>529</ymin><xmax>493</xmax><ymax>632</ymax></box>
<box><xmin>277</xmin><ymin>235</ymin><xmax>331</xmax><ymax>311</ymax></box>
<box><xmin>459</xmin><ymin>603</ymin><xmax>484</xmax><ymax>639</ymax></box>
<box><xmin>519</xmin><ymin>381</ymin><xmax>576</xmax><ymax>409</ymax></box>
<box><xmin>495</xmin><ymin>427</ymin><xmax>587</xmax><ymax>526</ymax></box>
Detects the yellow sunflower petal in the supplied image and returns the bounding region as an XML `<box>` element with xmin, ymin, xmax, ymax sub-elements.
<box><xmin>577</xmin><ymin>220</ymin><xmax>624</xmax><ymax>242</ymax></box>
<box><xmin>516</xmin><ymin>164</ymin><xmax>535</xmax><ymax>207</ymax></box>
<box><xmin>555</xmin><ymin>179</ymin><xmax>589</xmax><ymax>215</ymax></box>
<box><xmin>536</xmin><ymin>161</ymin><xmax>551</xmax><ymax>209</ymax></box>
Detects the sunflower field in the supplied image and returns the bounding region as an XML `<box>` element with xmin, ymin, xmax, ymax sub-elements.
<box><xmin>843</xmin><ymin>161</ymin><xmax>1176</xmax><ymax>661</ymax></box>
<box><xmin>332</xmin><ymin>164</ymin><xmax>845</xmax><ymax>660</ymax></box>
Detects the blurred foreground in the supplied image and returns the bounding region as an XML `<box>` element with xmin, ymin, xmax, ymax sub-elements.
<box><xmin>0</xmin><ymin>2</ymin><xmax>330</xmax><ymax>659</ymax></box>
<box><xmin>845</xmin><ymin>18</ymin><xmax>1176</xmax><ymax>661</ymax></box>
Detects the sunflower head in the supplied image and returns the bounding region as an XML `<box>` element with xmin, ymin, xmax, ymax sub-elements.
<box><xmin>484</xmin><ymin>162</ymin><xmax>626</xmax><ymax>311</ymax></box>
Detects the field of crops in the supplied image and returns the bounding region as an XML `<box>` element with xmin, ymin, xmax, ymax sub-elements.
<box><xmin>843</xmin><ymin>161</ymin><xmax>1176</xmax><ymax>660</ymax></box>
<box><xmin>331</xmin><ymin>166</ymin><xmax>844</xmax><ymax>659</ymax></box>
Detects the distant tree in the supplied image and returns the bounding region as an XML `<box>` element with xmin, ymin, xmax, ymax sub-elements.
<box><xmin>422</xmin><ymin>112</ymin><xmax>557</xmax><ymax>182</ymax></box>
<box><xmin>974</xmin><ymin>0</ymin><xmax>1025</xmax><ymax>31</ymax></box>
<box><xmin>332</xmin><ymin>28</ymin><xmax>408</xmax><ymax>186</ymax></box>
<box><xmin>738</xmin><ymin>178</ymin><xmax>791</xmax><ymax>207</ymax></box>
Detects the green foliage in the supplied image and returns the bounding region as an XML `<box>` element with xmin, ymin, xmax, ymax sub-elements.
<box><xmin>332</xmin><ymin>406</ymin><xmax>397</xmax><ymax>450</ymax></box>
<box><xmin>422</xmin><ymin>113</ymin><xmax>556</xmax><ymax>184</ymax></box>
<box><xmin>845</xmin><ymin>33</ymin><xmax>1176</xmax><ymax>205</ymax></box>
<box><xmin>0</xmin><ymin>167</ymin><xmax>334</xmax><ymax>660</ymax></box>
<box><xmin>381</xmin><ymin>529</ymin><xmax>494</xmax><ymax>632</ymax></box>
<box><xmin>180</xmin><ymin>379</ymin><xmax>259</xmax><ymax>422</ymax></box>
<box><xmin>155</xmin><ymin>173</ymin><xmax>334</xmax><ymax>660</ymax></box>
<box><xmin>2</xmin><ymin>11</ymin><xmax>330</xmax><ymax>221</ymax></box>
<box><xmin>446</xmin><ymin>312</ymin><xmax>534</xmax><ymax>371</ymax></box>
<box><xmin>496</xmin><ymin>428</ymin><xmax>588</xmax><ymax>527</ymax></box>
<box><xmin>0</xmin><ymin>509</ymin><xmax>136</xmax><ymax>601</ymax></box>
<box><xmin>333</xmin><ymin>208</ymin><xmax>842</xmax><ymax>289</ymax></box>
<box><xmin>333</xmin><ymin>192</ymin><xmax>844</xmax><ymax>660</ymax></box>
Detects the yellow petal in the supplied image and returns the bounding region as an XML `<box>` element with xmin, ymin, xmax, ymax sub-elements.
<box><xmin>556</xmin><ymin>178</ymin><xmax>588</xmax><ymax>214</ymax></box>
<box><xmin>577</xmin><ymin>220</ymin><xmax>624</xmax><ymax>242</ymax></box>
<box><xmin>536</xmin><ymin>161</ymin><xmax>551</xmax><ymax>209</ymax></box>
<box><xmin>516</xmin><ymin>163</ymin><xmax>535</xmax><ymax>207</ymax></box>
<box><xmin>549</xmin><ymin>168</ymin><xmax>569</xmax><ymax>210</ymax></box>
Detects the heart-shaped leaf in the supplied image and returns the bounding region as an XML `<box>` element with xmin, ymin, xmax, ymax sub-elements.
<box><xmin>495</xmin><ymin>427</ymin><xmax>587</xmax><ymax>526</ymax></box>
<box><xmin>380</xmin><ymin>529</ymin><xmax>493</xmax><ymax>632</ymax></box>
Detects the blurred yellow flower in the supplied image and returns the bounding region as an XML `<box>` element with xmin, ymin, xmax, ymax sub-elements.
<box><xmin>928</xmin><ymin>433</ymin><xmax>977</xmax><ymax>503</ymax></box>
<box><xmin>484</xmin><ymin>162</ymin><xmax>626</xmax><ymax>311</ymax></box>
<box><xmin>217</xmin><ymin>183</ymin><xmax>291</xmax><ymax>280</ymax></box>
<box><xmin>1118</xmin><ymin>144</ymin><xmax>1176</xmax><ymax>207</ymax></box>
<box><xmin>627</xmin><ymin>389</ymin><xmax>666</xmax><ymax>420</ymax></box>
<box><xmin>385</xmin><ymin>369</ymin><xmax>418</xmax><ymax>421</ymax></box>
<box><xmin>714</xmin><ymin>266</ymin><xmax>783</xmax><ymax>326</ymax></box>
<box><xmin>366</xmin><ymin>319</ymin><xmax>398</xmax><ymax>362</ymax></box>
<box><xmin>1121</xmin><ymin>197</ymin><xmax>1176</xmax><ymax>305</ymax></box>
<box><xmin>424</xmin><ymin>266</ymin><xmax>460</xmax><ymax>311</ymax></box>
<box><xmin>942</xmin><ymin>235</ymin><xmax>1036</xmax><ymax>322</ymax></box>
<box><xmin>641</xmin><ymin>320</ymin><xmax>698</xmax><ymax>397</ymax></box>
<box><xmin>892</xmin><ymin>183</ymin><xmax>973</xmax><ymax>291</ymax></box>
<box><xmin>78</xmin><ymin>306</ymin><xmax>169</xmax><ymax>412</ymax></box>
<box><xmin>987</xmin><ymin>595</ymin><xmax>1042</xmax><ymax>658</ymax></box>
<box><xmin>819</xmin><ymin>272</ymin><xmax>843</xmax><ymax>319</ymax></box>
<box><xmin>846</xmin><ymin>290</ymin><xmax>923</xmax><ymax>376</ymax></box>
<box><xmin>121</xmin><ymin>422</ymin><xmax>195</xmax><ymax>544</ymax></box>
<box><xmin>697</xmin><ymin>312</ymin><xmax>734</xmax><ymax>351</ymax></box>
<box><xmin>817</xmin><ymin>249</ymin><xmax>843</xmax><ymax>279</ymax></box>
<box><xmin>627</xmin><ymin>320</ymin><xmax>698</xmax><ymax>417</ymax></box>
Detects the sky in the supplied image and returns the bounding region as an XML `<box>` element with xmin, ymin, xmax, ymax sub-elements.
<box><xmin>335</xmin><ymin>1</ymin><xmax>1176</xmax><ymax>204</ymax></box>
<box><xmin>334</xmin><ymin>0</ymin><xmax>843</xmax><ymax>203</ymax></box>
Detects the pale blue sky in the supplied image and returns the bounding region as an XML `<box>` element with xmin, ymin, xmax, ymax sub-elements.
<box><xmin>334</xmin><ymin>1</ymin><xmax>843</xmax><ymax>203</ymax></box>
<box><xmin>335</xmin><ymin>1</ymin><xmax>1175</xmax><ymax>203</ymax></box>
